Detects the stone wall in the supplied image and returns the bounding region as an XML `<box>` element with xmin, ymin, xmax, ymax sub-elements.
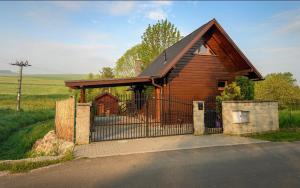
<box><xmin>193</xmin><ymin>101</ymin><xmax>205</xmax><ymax>135</ymax></box>
<box><xmin>76</xmin><ymin>103</ymin><xmax>91</xmax><ymax>145</ymax></box>
<box><xmin>222</xmin><ymin>101</ymin><xmax>279</xmax><ymax>135</ymax></box>
<box><xmin>55</xmin><ymin>97</ymin><xmax>75</xmax><ymax>142</ymax></box>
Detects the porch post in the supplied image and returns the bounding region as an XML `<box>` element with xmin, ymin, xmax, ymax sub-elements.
<box><xmin>79</xmin><ymin>87</ymin><xmax>86</xmax><ymax>103</ymax></box>
<box><xmin>155</xmin><ymin>87</ymin><xmax>161</xmax><ymax>122</ymax></box>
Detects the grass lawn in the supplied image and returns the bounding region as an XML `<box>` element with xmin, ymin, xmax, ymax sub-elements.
<box><xmin>0</xmin><ymin>109</ymin><xmax>54</xmax><ymax>143</ymax></box>
<box><xmin>0</xmin><ymin>120</ymin><xmax>54</xmax><ymax>160</ymax></box>
<box><xmin>251</xmin><ymin>128</ymin><xmax>300</xmax><ymax>142</ymax></box>
<box><xmin>0</xmin><ymin>150</ymin><xmax>74</xmax><ymax>173</ymax></box>
<box><xmin>0</xmin><ymin>74</ymin><xmax>81</xmax><ymax>160</ymax></box>
<box><xmin>249</xmin><ymin>110</ymin><xmax>300</xmax><ymax>142</ymax></box>
<box><xmin>279</xmin><ymin>109</ymin><xmax>300</xmax><ymax>128</ymax></box>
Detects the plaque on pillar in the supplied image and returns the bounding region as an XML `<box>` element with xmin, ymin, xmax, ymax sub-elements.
<box><xmin>198</xmin><ymin>101</ymin><xmax>204</xmax><ymax>110</ymax></box>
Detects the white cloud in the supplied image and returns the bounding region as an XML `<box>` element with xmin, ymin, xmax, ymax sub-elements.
<box><xmin>25</xmin><ymin>6</ymin><xmax>70</xmax><ymax>28</ymax></box>
<box><xmin>248</xmin><ymin>46</ymin><xmax>300</xmax><ymax>84</ymax></box>
<box><xmin>82</xmin><ymin>32</ymin><xmax>111</xmax><ymax>43</ymax></box>
<box><xmin>104</xmin><ymin>1</ymin><xmax>136</xmax><ymax>16</ymax></box>
<box><xmin>143</xmin><ymin>1</ymin><xmax>172</xmax><ymax>21</ymax></box>
<box><xmin>152</xmin><ymin>1</ymin><xmax>172</xmax><ymax>6</ymax></box>
<box><xmin>0</xmin><ymin>38</ymin><xmax>116</xmax><ymax>74</ymax></box>
<box><xmin>147</xmin><ymin>9</ymin><xmax>167</xmax><ymax>20</ymax></box>
<box><xmin>52</xmin><ymin>1</ymin><xmax>86</xmax><ymax>11</ymax></box>
<box><xmin>97</xmin><ymin>1</ymin><xmax>172</xmax><ymax>21</ymax></box>
<box><xmin>271</xmin><ymin>8</ymin><xmax>300</xmax><ymax>35</ymax></box>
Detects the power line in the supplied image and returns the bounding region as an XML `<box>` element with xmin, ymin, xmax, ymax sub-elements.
<box><xmin>10</xmin><ymin>60</ymin><xmax>32</xmax><ymax>112</ymax></box>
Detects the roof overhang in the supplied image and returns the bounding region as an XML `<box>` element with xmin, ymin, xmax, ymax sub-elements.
<box><xmin>144</xmin><ymin>19</ymin><xmax>263</xmax><ymax>80</ymax></box>
<box><xmin>65</xmin><ymin>76</ymin><xmax>152</xmax><ymax>89</ymax></box>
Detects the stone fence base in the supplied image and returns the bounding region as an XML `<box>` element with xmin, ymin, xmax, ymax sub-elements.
<box><xmin>193</xmin><ymin>101</ymin><xmax>205</xmax><ymax>135</ymax></box>
<box><xmin>222</xmin><ymin>101</ymin><xmax>279</xmax><ymax>135</ymax></box>
<box><xmin>75</xmin><ymin>103</ymin><xmax>91</xmax><ymax>145</ymax></box>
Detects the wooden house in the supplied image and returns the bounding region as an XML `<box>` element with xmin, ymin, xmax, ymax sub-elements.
<box><xmin>65</xmin><ymin>18</ymin><xmax>262</xmax><ymax>106</ymax></box>
<box><xmin>94</xmin><ymin>93</ymin><xmax>119</xmax><ymax>116</ymax></box>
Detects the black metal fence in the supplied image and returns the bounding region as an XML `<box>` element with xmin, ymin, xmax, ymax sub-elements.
<box><xmin>204</xmin><ymin>96</ymin><xmax>223</xmax><ymax>134</ymax></box>
<box><xmin>90</xmin><ymin>93</ymin><xmax>194</xmax><ymax>142</ymax></box>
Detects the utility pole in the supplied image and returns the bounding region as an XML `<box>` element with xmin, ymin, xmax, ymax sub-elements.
<box><xmin>11</xmin><ymin>60</ymin><xmax>31</xmax><ymax>111</ymax></box>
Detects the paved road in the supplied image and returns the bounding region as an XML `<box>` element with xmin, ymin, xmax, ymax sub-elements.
<box><xmin>1</xmin><ymin>142</ymin><xmax>300</xmax><ymax>188</ymax></box>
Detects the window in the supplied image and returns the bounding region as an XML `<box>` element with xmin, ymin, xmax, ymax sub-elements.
<box><xmin>217</xmin><ymin>80</ymin><xmax>227</xmax><ymax>91</ymax></box>
<box><xmin>232</xmin><ymin>111</ymin><xmax>250</xmax><ymax>124</ymax></box>
<box><xmin>194</xmin><ymin>43</ymin><xmax>215</xmax><ymax>55</ymax></box>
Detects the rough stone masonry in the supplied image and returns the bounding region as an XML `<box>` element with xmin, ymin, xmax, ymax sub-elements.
<box><xmin>222</xmin><ymin>101</ymin><xmax>279</xmax><ymax>135</ymax></box>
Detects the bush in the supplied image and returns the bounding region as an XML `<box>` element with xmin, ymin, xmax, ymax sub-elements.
<box><xmin>216</xmin><ymin>82</ymin><xmax>242</xmax><ymax>112</ymax></box>
<box><xmin>235</xmin><ymin>76</ymin><xmax>254</xmax><ymax>100</ymax></box>
<box><xmin>255</xmin><ymin>72</ymin><xmax>300</xmax><ymax>109</ymax></box>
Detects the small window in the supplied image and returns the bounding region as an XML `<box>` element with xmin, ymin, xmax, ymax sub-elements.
<box><xmin>194</xmin><ymin>43</ymin><xmax>215</xmax><ymax>55</ymax></box>
<box><xmin>217</xmin><ymin>80</ymin><xmax>227</xmax><ymax>91</ymax></box>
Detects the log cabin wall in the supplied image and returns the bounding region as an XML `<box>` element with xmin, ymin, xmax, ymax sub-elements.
<box><xmin>94</xmin><ymin>94</ymin><xmax>119</xmax><ymax>115</ymax></box>
<box><xmin>161</xmin><ymin>26</ymin><xmax>249</xmax><ymax>101</ymax></box>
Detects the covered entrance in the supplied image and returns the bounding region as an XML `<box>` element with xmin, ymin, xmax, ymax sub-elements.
<box><xmin>65</xmin><ymin>77</ymin><xmax>194</xmax><ymax>142</ymax></box>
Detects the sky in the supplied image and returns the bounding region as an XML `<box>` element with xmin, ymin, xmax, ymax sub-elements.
<box><xmin>0</xmin><ymin>1</ymin><xmax>300</xmax><ymax>83</ymax></box>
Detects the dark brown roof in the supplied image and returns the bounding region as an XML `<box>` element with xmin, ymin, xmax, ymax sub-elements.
<box><xmin>139</xmin><ymin>18</ymin><xmax>263</xmax><ymax>80</ymax></box>
<box><xmin>65</xmin><ymin>76</ymin><xmax>152</xmax><ymax>89</ymax></box>
<box><xmin>94</xmin><ymin>92</ymin><xmax>119</xmax><ymax>101</ymax></box>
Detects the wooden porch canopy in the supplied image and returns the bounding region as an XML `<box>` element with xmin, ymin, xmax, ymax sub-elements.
<box><xmin>65</xmin><ymin>76</ymin><xmax>152</xmax><ymax>89</ymax></box>
<box><xmin>65</xmin><ymin>76</ymin><xmax>153</xmax><ymax>103</ymax></box>
<box><xmin>65</xmin><ymin>76</ymin><xmax>154</xmax><ymax>103</ymax></box>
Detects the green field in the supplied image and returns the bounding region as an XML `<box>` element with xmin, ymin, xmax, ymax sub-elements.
<box><xmin>0</xmin><ymin>74</ymin><xmax>84</xmax><ymax>160</ymax></box>
<box><xmin>249</xmin><ymin>109</ymin><xmax>300</xmax><ymax>142</ymax></box>
<box><xmin>0</xmin><ymin>74</ymin><xmax>83</xmax><ymax>95</ymax></box>
<box><xmin>279</xmin><ymin>109</ymin><xmax>300</xmax><ymax>128</ymax></box>
<box><xmin>0</xmin><ymin>74</ymin><xmax>84</xmax><ymax>110</ymax></box>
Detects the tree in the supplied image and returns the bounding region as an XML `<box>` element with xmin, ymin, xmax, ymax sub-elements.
<box><xmin>216</xmin><ymin>82</ymin><xmax>242</xmax><ymax>113</ymax></box>
<box><xmin>84</xmin><ymin>67</ymin><xmax>115</xmax><ymax>102</ymax></box>
<box><xmin>99</xmin><ymin>67</ymin><xmax>114</xmax><ymax>79</ymax></box>
<box><xmin>255</xmin><ymin>72</ymin><xmax>300</xmax><ymax>108</ymax></box>
<box><xmin>235</xmin><ymin>76</ymin><xmax>254</xmax><ymax>100</ymax></box>
<box><xmin>115</xmin><ymin>44</ymin><xmax>143</xmax><ymax>78</ymax></box>
<box><xmin>114</xmin><ymin>20</ymin><xmax>182</xmax><ymax>78</ymax></box>
<box><xmin>98</xmin><ymin>67</ymin><xmax>114</xmax><ymax>94</ymax></box>
<box><xmin>140</xmin><ymin>19</ymin><xmax>182</xmax><ymax>69</ymax></box>
<box><xmin>217</xmin><ymin>82</ymin><xmax>242</xmax><ymax>101</ymax></box>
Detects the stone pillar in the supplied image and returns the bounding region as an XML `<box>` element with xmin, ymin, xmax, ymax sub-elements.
<box><xmin>193</xmin><ymin>101</ymin><xmax>205</xmax><ymax>135</ymax></box>
<box><xmin>76</xmin><ymin>103</ymin><xmax>91</xmax><ymax>145</ymax></box>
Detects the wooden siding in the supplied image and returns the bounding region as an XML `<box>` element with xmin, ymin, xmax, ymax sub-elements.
<box><xmin>161</xmin><ymin>27</ymin><xmax>250</xmax><ymax>101</ymax></box>
<box><xmin>94</xmin><ymin>94</ymin><xmax>119</xmax><ymax>115</ymax></box>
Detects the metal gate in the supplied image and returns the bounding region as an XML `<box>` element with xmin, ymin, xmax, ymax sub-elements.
<box><xmin>90</xmin><ymin>94</ymin><xmax>194</xmax><ymax>142</ymax></box>
<box><xmin>204</xmin><ymin>96</ymin><xmax>223</xmax><ymax>134</ymax></box>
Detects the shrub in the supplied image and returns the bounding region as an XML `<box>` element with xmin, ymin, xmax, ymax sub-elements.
<box><xmin>216</xmin><ymin>82</ymin><xmax>242</xmax><ymax>112</ymax></box>
<box><xmin>254</xmin><ymin>72</ymin><xmax>300</xmax><ymax>109</ymax></box>
<box><xmin>235</xmin><ymin>76</ymin><xmax>254</xmax><ymax>100</ymax></box>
